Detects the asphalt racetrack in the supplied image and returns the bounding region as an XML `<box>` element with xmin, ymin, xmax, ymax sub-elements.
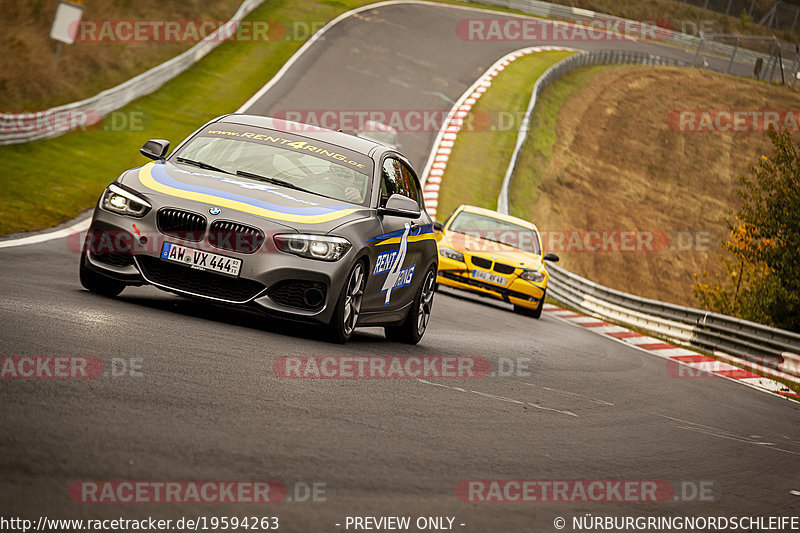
<box><xmin>1</xmin><ymin>3</ymin><xmax>798</xmax><ymax>532</ymax></box>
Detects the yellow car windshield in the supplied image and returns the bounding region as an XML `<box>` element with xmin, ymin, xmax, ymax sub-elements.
<box><xmin>449</xmin><ymin>212</ymin><xmax>540</xmax><ymax>254</ymax></box>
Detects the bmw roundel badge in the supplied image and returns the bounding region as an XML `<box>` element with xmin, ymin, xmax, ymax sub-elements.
<box><xmin>209</xmin><ymin>207</ymin><xmax>221</xmax><ymax>215</ymax></box>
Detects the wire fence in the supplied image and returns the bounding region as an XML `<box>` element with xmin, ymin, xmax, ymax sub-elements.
<box><xmin>679</xmin><ymin>0</ymin><xmax>800</xmax><ymax>32</ymax></box>
<box><xmin>473</xmin><ymin>0</ymin><xmax>789</xmax><ymax>71</ymax></box>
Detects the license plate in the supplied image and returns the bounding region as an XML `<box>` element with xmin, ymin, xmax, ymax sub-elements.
<box><xmin>472</xmin><ymin>269</ymin><xmax>507</xmax><ymax>286</ymax></box>
<box><xmin>160</xmin><ymin>242</ymin><xmax>242</xmax><ymax>277</ymax></box>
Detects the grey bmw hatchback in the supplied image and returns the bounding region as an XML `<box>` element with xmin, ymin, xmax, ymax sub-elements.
<box><xmin>80</xmin><ymin>114</ymin><xmax>438</xmax><ymax>343</ymax></box>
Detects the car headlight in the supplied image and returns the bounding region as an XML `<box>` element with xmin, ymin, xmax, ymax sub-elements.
<box><xmin>519</xmin><ymin>269</ymin><xmax>546</xmax><ymax>283</ymax></box>
<box><xmin>274</xmin><ymin>234</ymin><xmax>351</xmax><ymax>261</ymax></box>
<box><xmin>439</xmin><ymin>246</ymin><xmax>464</xmax><ymax>262</ymax></box>
<box><xmin>101</xmin><ymin>184</ymin><xmax>151</xmax><ymax>217</ymax></box>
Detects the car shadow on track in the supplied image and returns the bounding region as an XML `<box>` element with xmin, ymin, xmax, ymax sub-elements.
<box><xmin>436</xmin><ymin>286</ymin><xmax>549</xmax><ymax>321</ymax></box>
<box><xmin>74</xmin><ymin>287</ymin><xmax>403</xmax><ymax>347</ymax></box>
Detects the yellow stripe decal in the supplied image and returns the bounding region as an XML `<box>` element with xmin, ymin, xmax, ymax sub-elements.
<box><xmin>138</xmin><ymin>163</ymin><xmax>361</xmax><ymax>224</ymax></box>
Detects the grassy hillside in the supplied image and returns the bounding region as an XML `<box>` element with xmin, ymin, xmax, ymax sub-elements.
<box><xmin>0</xmin><ymin>0</ymin><xmax>243</xmax><ymax>110</ymax></box>
<box><xmin>510</xmin><ymin>66</ymin><xmax>800</xmax><ymax>307</ymax></box>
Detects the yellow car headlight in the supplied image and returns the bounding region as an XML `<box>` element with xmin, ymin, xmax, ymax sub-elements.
<box><xmin>519</xmin><ymin>269</ymin><xmax>545</xmax><ymax>283</ymax></box>
<box><xmin>439</xmin><ymin>246</ymin><xmax>464</xmax><ymax>262</ymax></box>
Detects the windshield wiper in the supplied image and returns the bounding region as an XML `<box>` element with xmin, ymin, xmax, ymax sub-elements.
<box><xmin>235</xmin><ymin>170</ymin><xmax>311</xmax><ymax>193</ymax></box>
<box><xmin>175</xmin><ymin>157</ymin><xmax>232</xmax><ymax>174</ymax></box>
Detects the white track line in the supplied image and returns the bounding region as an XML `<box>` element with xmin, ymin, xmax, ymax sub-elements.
<box><xmin>417</xmin><ymin>378</ymin><xmax>578</xmax><ymax>417</ymax></box>
<box><xmin>0</xmin><ymin>217</ymin><xmax>89</xmax><ymax>250</ymax></box>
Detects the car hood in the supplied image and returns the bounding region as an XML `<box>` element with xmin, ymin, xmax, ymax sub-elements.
<box><xmin>121</xmin><ymin>161</ymin><xmax>371</xmax><ymax>232</ymax></box>
<box><xmin>442</xmin><ymin>232</ymin><xmax>544</xmax><ymax>270</ymax></box>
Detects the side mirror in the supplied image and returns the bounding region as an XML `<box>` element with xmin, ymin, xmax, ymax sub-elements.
<box><xmin>140</xmin><ymin>139</ymin><xmax>170</xmax><ymax>160</ymax></box>
<box><xmin>544</xmin><ymin>252</ymin><xmax>559</xmax><ymax>262</ymax></box>
<box><xmin>432</xmin><ymin>220</ymin><xmax>444</xmax><ymax>232</ymax></box>
<box><xmin>379</xmin><ymin>194</ymin><xmax>421</xmax><ymax>219</ymax></box>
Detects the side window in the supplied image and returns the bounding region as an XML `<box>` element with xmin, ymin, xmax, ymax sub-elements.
<box><xmin>381</xmin><ymin>157</ymin><xmax>421</xmax><ymax>206</ymax></box>
<box><xmin>381</xmin><ymin>158</ymin><xmax>404</xmax><ymax>206</ymax></box>
<box><xmin>398</xmin><ymin>161</ymin><xmax>421</xmax><ymax>206</ymax></box>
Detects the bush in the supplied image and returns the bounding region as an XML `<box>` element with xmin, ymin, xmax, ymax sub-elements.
<box><xmin>693</xmin><ymin>131</ymin><xmax>800</xmax><ymax>332</ymax></box>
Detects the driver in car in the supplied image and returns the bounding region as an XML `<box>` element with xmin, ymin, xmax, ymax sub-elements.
<box><xmin>330</xmin><ymin>164</ymin><xmax>367</xmax><ymax>204</ymax></box>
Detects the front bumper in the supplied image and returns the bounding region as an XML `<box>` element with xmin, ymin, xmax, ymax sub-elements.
<box><xmin>83</xmin><ymin>207</ymin><xmax>354</xmax><ymax>325</ymax></box>
<box><xmin>436</xmin><ymin>256</ymin><xmax>546</xmax><ymax>309</ymax></box>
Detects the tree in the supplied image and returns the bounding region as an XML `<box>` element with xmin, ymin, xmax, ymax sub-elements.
<box><xmin>693</xmin><ymin>130</ymin><xmax>800</xmax><ymax>332</ymax></box>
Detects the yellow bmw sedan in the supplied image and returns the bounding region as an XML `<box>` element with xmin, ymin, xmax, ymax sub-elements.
<box><xmin>433</xmin><ymin>205</ymin><xmax>559</xmax><ymax>318</ymax></box>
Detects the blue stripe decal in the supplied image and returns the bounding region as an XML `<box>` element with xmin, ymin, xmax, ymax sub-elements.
<box><xmin>365</xmin><ymin>223</ymin><xmax>434</xmax><ymax>244</ymax></box>
<box><xmin>151</xmin><ymin>163</ymin><xmax>353</xmax><ymax>216</ymax></box>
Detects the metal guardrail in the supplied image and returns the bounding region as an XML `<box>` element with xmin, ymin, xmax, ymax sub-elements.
<box><xmin>495</xmin><ymin>48</ymin><xmax>800</xmax><ymax>383</ymax></box>
<box><xmin>472</xmin><ymin>0</ymin><xmax>778</xmax><ymax>68</ymax></box>
<box><xmin>546</xmin><ymin>263</ymin><xmax>800</xmax><ymax>383</ymax></box>
<box><xmin>0</xmin><ymin>0</ymin><xmax>265</xmax><ymax>146</ymax></box>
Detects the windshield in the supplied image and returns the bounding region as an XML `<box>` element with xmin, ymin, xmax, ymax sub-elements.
<box><xmin>448</xmin><ymin>211</ymin><xmax>541</xmax><ymax>254</ymax></box>
<box><xmin>172</xmin><ymin>127</ymin><xmax>373</xmax><ymax>206</ymax></box>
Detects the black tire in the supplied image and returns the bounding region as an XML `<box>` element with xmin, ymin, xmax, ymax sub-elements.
<box><xmin>327</xmin><ymin>261</ymin><xmax>367</xmax><ymax>343</ymax></box>
<box><xmin>80</xmin><ymin>250</ymin><xmax>126</xmax><ymax>297</ymax></box>
<box><xmin>384</xmin><ymin>266</ymin><xmax>436</xmax><ymax>344</ymax></box>
<box><xmin>514</xmin><ymin>290</ymin><xmax>545</xmax><ymax>319</ymax></box>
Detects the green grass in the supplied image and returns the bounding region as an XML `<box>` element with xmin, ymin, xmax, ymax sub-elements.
<box><xmin>507</xmin><ymin>64</ymin><xmax>610</xmax><ymax>219</ymax></box>
<box><xmin>435</xmin><ymin>50</ymin><xmax>574</xmax><ymax>220</ymax></box>
<box><xmin>0</xmin><ymin>0</ymin><xmax>377</xmax><ymax>236</ymax></box>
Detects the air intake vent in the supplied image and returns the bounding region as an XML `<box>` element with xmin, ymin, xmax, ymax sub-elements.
<box><xmin>136</xmin><ymin>256</ymin><xmax>265</xmax><ymax>303</ymax></box>
<box><xmin>471</xmin><ymin>256</ymin><xmax>492</xmax><ymax>269</ymax></box>
<box><xmin>157</xmin><ymin>208</ymin><xmax>206</xmax><ymax>242</ymax></box>
<box><xmin>91</xmin><ymin>251</ymin><xmax>134</xmax><ymax>268</ymax></box>
<box><xmin>493</xmin><ymin>262</ymin><xmax>516</xmax><ymax>275</ymax></box>
<box><xmin>267</xmin><ymin>280</ymin><xmax>327</xmax><ymax>310</ymax></box>
<box><xmin>208</xmin><ymin>220</ymin><xmax>265</xmax><ymax>254</ymax></box>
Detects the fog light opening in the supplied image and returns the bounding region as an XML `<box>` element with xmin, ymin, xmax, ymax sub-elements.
<box><xmin>303</xmin><ymin>287</ymin><xmax>325</xmax><ymax>308</ymax></box>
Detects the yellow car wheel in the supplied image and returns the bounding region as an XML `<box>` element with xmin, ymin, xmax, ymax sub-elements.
<box><xmin>513</xmin><ymin>290</ymin><xmax>545</xmax><ymax>319</ymax></box>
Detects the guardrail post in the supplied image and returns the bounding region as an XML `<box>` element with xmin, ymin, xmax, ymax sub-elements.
<box><xmin>768</xmin><ymin>37</ymin><xmax>779</xmax><ymax>81</ymax></box>
<box><xmin>694</xmin><ymin>33</ymin><xmax>706</xmax><ymax>67</ymax></box>
<box><xmin>727</xmin><ymin>35</ymin><xmax>740</xmax><ymax>74</ymax></box>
